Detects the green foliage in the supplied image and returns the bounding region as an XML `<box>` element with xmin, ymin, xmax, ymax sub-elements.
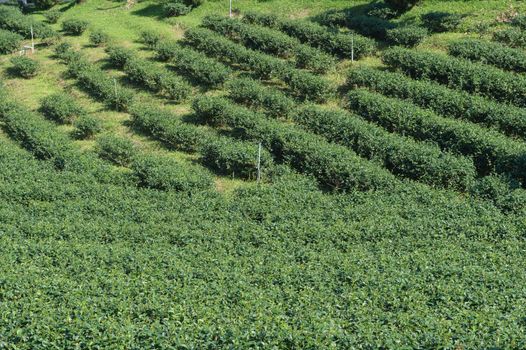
<box><xmin>193</xmin><ymin>95</ymin><xmax>398</xmax><ymax>191</ymax></box>
<box><xmin>139</xmin><ymin>30</ymin><xmax>163</xmax><ymax>49</ymax></box>
<box><xmin>96</xmin><ymin>134</ymin><xmax>137</xmax><ymax>167</ymax></box>
<box><xmin>62</xmin><ymin>18</ymin><xmax>89</xmax><ymax>36</ymax></box>
<box><xmin>421</xmin><ymin>12</ymin><xmax>463</xmax><ymax>33</ymax></box>
<box><xmin>129</xmin><ymin>103</ymin><xmax>208</xmax><ymax>153</ymax></box>
<box><xmin>0</xmin><ymin>29</ymin><xmax>22</xmax><ymax>54</ymax></box>
<box><xmin>105</xmin><ymin>45</ymin><xmax>134</xmax><ymax>68</ymax></box>
<box><xmin>227</xmin><ymin>77</ymin><xmax>294</xmax><ymax>119</ymax></box>
<box><xmin>383</xmin><ymin>47</ymin><xmax>526</xmax><ymax>107</ymax></box>
<box><xmin>512</xmin><ymin>14</ymin><xmax>526</xmax><ymax>30</ymax></box>
<box><xmin>183</xmin><ymin>27</ymin><xmax>333</xmax><ymax>101</ymax></box>
<box><xmin>345</xmin><ymin>15</ymin><xmax>396</xmax><ymax>40</ymax></box>
<box><xmin>348</xmin><ymin>89</ymin><xmax>526</xmax><ymax>180</ymax></box>
<box><xmin>53</xmin><ymin>41</ymin><xmax>73</xmax><ymax>58</ymax></box>
<box><xmin>0</xmin><ymin>6</ymin><xmax>56</xmax><ymax>39</ymax></box>
<box><xmin>294</xmin><ymin>105</ymin><xmax>475</xmax><ymax>190</ymax></box>
<box><xmin>386</xmin><ymin>25</ymin><xmax>427</xmax><ymax>47</ymax></box>
<box><xmin>9</xmin><ymin>56</ymin><xmax>39</xmax><ymax>79</ymax></box>
<box><xmin>89</xmin><ymin>29</ymin><xmax>110</xmax><ymax>46</ymax></box>
<box><xmin>34</xmin><ymin>0</ymin><xmax>59</xmax><ymax>9</ymax></box>
<box><xmin>493</xmin><ymin>27</ymin><xmax>526</xmax><ymax>48</ymax></box>
<box><xmin>40</xmin><ymin>93</ymin><xmax>85</xmax><ymax>124</ymax></box>
<box><xmin>44</xmin><ymin>9</ymin><xmax>62</xmax><ymax>24</ymax></box>
<box><xmin>348</xmin><ymin>67</ymin><xmax>526</xmax><ymax>140</ymax></box>
<box><xmin>202</xmin><ymin>137</ymin><xmax>273</xmax><ymax>179</ymax></box>
<box><xmin>164</xmin><ymin>2</ymin><xmax>191</xmax><ymax>17</ymax></box>
<box><xmin>73</xmin><ymin>114</ymin><xmax>102</xmax><ymax>139</ymax></box>
<box><xmin>385</xmin><ymin>0</ymin><xmax>420</xmax><ymax>11</ymax></box>
<box><xmin>243</xmin><ymin>11</ymin><xmax>376</xmax><ymax>59</ymax></box>
<box><xmin>132</xmin><ymin>154</ymin><xmax>213</xmax><ymax>192</ymax></box>
<box><xmin>449</xmin><ymin>39</ymin><xmax>526</xmax><ymax>73</ymax></box>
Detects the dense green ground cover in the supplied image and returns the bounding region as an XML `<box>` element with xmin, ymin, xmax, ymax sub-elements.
<box><xmin>2</xmin><ymin>0</ymin><xmax>526</xmax><ymax>348</ymax></box>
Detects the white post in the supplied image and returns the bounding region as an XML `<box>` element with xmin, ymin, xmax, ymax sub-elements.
<box><xmin>30</xmin><ymin>25</ymin><xmax>34</xmax><ymax>53</ymax></box>
<box><xmin>229</xmin><ymin>0</ymin><xmax>232</xmax><ymax>18</ymax></box>
<box><xmin>256</xmin><ymin>142</ymin><xmax>262</xmax><ymax>183</ymax></box>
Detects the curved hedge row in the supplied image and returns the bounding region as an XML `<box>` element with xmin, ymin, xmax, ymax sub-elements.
<box><xmin>348</xmin><ymin>89</ymin><xmax>526</xmax><ymax>181</ymax></box>
<box><xmin>0</xmin><ymin>6</ymin><xmax>55</xmax><ymax>39</ymax></box>
<box><xmin>61</xmin><ymin>50</ymin><xmax>135</xmax><ymax>111</ymax></box>
<box><xmin>294</xmin><ymin>106</ymin><xmax>476</xmax><ymax>190</ymax></box>
<box><xmin>382</xmin><ymin>47</ymin><xmax>526</xmax><ymax>107</ymax></box>
<box><xmin>132</xmin><ymin>154</ymin><xmax>214</xmax><ymax>192</ymax></box>
<box><xmin>192</xmin><ymin>95</ymin><xmax>398</xmax><ymax>191</ymax></box>
<box><xmin>202</xmin><ymin>16</ymin><xmax>335</xmax><ymax>73</ymax></box>
<box><xmin>347</xmin><ymin>67</ymin><xmax>526</xmax><ymax>139</ymax></box>
<box><xmin>183</xmin><ymin>27</ymin><xmax>333</xmax><ymax>101</ymax></box>
<box><xmin>243</xmin><ymin>11</ymin><xmax>375</xmax><ymax>59</ymax></box>
<box><xmin>226</xmin><ymin>77</ymin><xmax>294</xmax><ymax>119</ymax></box>
<box><xmin>448</xmin><ymin>39</ymin><xmax>526</xmax><ymax>73</ymax></box>
<box><xmin>129</xmin><ymin>103</ymin><xmax>272</xmax><ymax>179</ymax></box>
<box><xmin>493</xmin><ymin>28</ymin><xmax>526</xmax><ymax>48</ymax></box>
<box><xmin>149</xmin><ymin>39</ymin><xmax>231</xmax><ymax>87</ymax></box>
<box><xmin>106</xmin><ymin>46</ymin><xmax>190</xmax><ymax>101</ymax></box>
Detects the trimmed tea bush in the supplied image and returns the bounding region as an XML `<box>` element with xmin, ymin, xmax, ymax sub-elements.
<box><xmin>383</xmin><ymin>47</ymin><xmax>526</xmax><ymax>107</ymax></box>
<box><xmin>132</xmin><ymin>154</ymin><xmax>213</xmax><ymax>192</ymax></box>
<box><xmin>449</xmin><ymin>39</ymin><xmax>526</xmax><ymax>73</ymax></box>
<box><xmin>140</xmin><ymin>30</ymin><xmax>163</xmax><ymax>49</ymax></box>
<box><xmin>96</xmin><ymin>134</ymin><xmax>137</xmax><ymax>167</ymax></box>
<box><xmin>40</xmin><ymin>93</ymin><xmax>85</xmax><ymax>124</ymax></box>
<box><xmin>62</xmin><ymin>19</ymin><xmax>89</xmax><ymax>36</ymax></box>
<box><xmin>386</xmin><ymin>26</ymin><xmax>427</xmax><ymax>47</ymax></box>
<box><xmin>493</xmin><ymin>28</ymin><xmax>526</xmax><ymax>48</ymax></box>
<box><xmin>89</xmin><ymin>30</ymin><xmax>109</xmax><ymax>46</ymax></box>
<box><xmin>0</xmin><ymin>29</ymin><xmax>22</xmax><ymax>54</ymax></box>
<box><xmin>347</xmin><ymin>66</ymin><xmax>526</xmax><ymax>139</ymax></box>
<box><xmin>73</xmin><ymin>114</ymin><xmax>102</xmax><ymax>139</ymax></box>
<box><xmin>164</xmin><ymin>2</ymin><xmax>191</xmax><ymax>17</ymax></box>
<box><xmin>44</xmin><ymin>9</ymin><xmax>62</xmax><ymax>24</ymax></box>
<box><xmin>10</xmin><ymin>56</ymin><xmax>39</xmax><ymax>79</ymax></box>
<box><xmin>422</xmin><ymin>12</ymin><xmax>463</xmax><ymax>33</ymax></box>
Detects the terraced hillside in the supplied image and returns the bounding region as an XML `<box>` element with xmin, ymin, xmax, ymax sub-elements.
<box><xmin>1</xmin><ymin>0</ymin><xmax>526</xmax><ymax>348</ymax></box>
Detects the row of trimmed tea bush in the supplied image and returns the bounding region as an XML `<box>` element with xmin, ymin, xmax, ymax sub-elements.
<box><xmin>347</xmin><ymin>67</ymin><xmax>526</xmax><ymax>139</ymax></box>
<box><xmin>192</xmin><ymin>95</ymin><xmax>398</xmax><ymax>191</ymax></box>
<box><xmin>348</xmin><ymin>89</ymin><xmax>526</xmax><ymax>181</ymax></box>
<box><xmin>152</xmin><ymin>40</ymin><xmax>231</xmax><ymax>87</ymax></box>
<box><xmin>493</xmin><ymin>28</ymin><xmax>526</xmax><ymax>48</ymax></box>
<box><xmin>0</xmin><ymin>29</ymin><xmax>22</xmax><ymax>54</ymax></box>
<box><xmin>293</xmin><ymin>105</ymin><xmax>476</xmax><ymax>190</ymax></box>
<box><xmin>58</xmin><ymin>48</ymin><xmax>135</xmax><ymax>111</ymax></box>
<box><xmin>202</xmin><ymin>16</ymin><xmax>335</xmax><ymax>73</ymax></box>
<box><xmin>106</xmin><ymin>45</ymin><xmax>191</xmax><ymax>101</ymax></box>
<box><xmin>129</xmin><ymin>103</ymin><xmax>273</xmax><ymax>180</ymax></box>
<box><xmin>383</xmin><ymin>47</ymin><xmax>526</xmax><ymax>107</ymax></box>
<box><xmin>182</xmin><ymin>27</ymin><xmax>333</xmax><ymax>101</ymax></box>
<box><xmin>448</xmin><ymin>39</ymin><xmax>526</xmax><ymax>73</ymax></box>
<box><xmin>0</xmin><ymin>6</ymin><xmax>55</xmax><ymax>39</ymax></box>
<box><xmin>242</xmin><ymin>11</ymin><xmax>376</xmax><ymax>58</ymax></box>
<box><xmin>226</xmin><ymin>77</ymin><xmax>295</xmax><ymax>119</ymax></box>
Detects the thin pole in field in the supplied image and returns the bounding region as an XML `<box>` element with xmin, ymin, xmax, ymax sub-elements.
<box><xmin>229</xmin><ymin>0</ymin><xmax>232</xmax><ymax>17</ymax></box>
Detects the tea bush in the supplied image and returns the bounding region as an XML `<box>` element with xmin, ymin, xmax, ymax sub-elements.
<box><xmin>40</xmin><ymin>93</ymin><xmax>85</xmax><ymax>124</ymax></box>
<box><xmin>62</xmin><ymin>18</ymin><xmax>89</xmax><ymax>36</ymax></box>
<box><xmin>0</xmin><ymin>29</ymin><xmax>22</xmax><ymax>54</ymax></box>
<box><xmin>96</xmin><ymin>134</ymin><xmax>137</xmax><ymax>167</ymax></box>
<box><xmin>9</xmin><ymin>56</ymin><xmax>39</xmax><ymax>78</ymax></box>
<box><xmin>73</xmin><ymin>114</ymin><xmax>102</xmax><ymax>139</ymax></box>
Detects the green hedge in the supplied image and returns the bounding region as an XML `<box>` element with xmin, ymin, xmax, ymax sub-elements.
<box><xmin>347</xmin><ymin>67</ymin><xmax>526</xmax><ymax>139</ymax></box>
<box><xmin>9</xmin><ymin>56</ymin><xmax>39</xmax><ymax>78</ymax></box>
<box><xmin>129</xmin><ymin>103</ymin><xmax>207</xmax><ymax>153</ymax></box>
<box><xmin>0</xmin><ymin>29</ymin><xmax>22</xmax><ymax>54</ymax></box>
<box><xmin>63</xmin><ymin>49</ymin><xmax>135</xmax><ymax>111</ymax></box>
<box><xmin>243</xmin><ymin>11</ymin><xmax>376</xmax><ymax>59</ymax></box>
<box><xmin>192</xmin><ymin>95</ymin><xmax>398</xmax><ymax>191</ymax></box>
<box><xmin>344</xmin><ymin>15</ymin><xmax>395</xmax><ymax>40</ymax></box>
<box><xmin>0</xmin><ymin>6</ymin><xmax>56</xmax><ymax>39</ymax></box>
<box><xmin>493</xmin><ymin>28</ymin><xmax>526</xmax><ymax>48</ymax></box>
<box><xmin>294</xmin><ymin>105</ymin><xmax>476</xmax><ymax>190</ymax></box>
<box><xmin>226</xmin><ymin>77</ymin><xmax>294</xmax><ymax>119</ymax></box>
<box><xmin>40</xmin><ymin>93</ymin><xmax>86</xmax><ymax>124</ymax></box>
<box><xmin>62</xmin><ymin>19</ymin><xmax>89</xmax><ymax>36</ymax></box>
<box><xmin>385</xmin><ymin>26</ymin><xmax>427</xmax><ymax>47</ymax></box>
<box><xmin>132</xmin><ymin>154</ymin><xmax>213</xmax><ymax>192</ymax></box>
<box><xmin>96</xmin><ymin>134</ymin><xmax>138</xmax><ymax>167</ymax></box>
<box><xmin>383</xmin><ymin>47</ymin><xmax>526</xmax><ymax>107</ymax></box>
<box><xmin>348</xmin><ymin>89</ymin><xmax>526</xmax><ymax>181</ymax></box>
<box><xmin>202</xmin><ymin>16</ymin><xmax>335</xmax><ymax>73</ymax></box>
<box><xmin>183</xmin><ymin>27</ymin><xmax>333</xmax><ymax>101</ymax></box>
<box><xmin>448</xmin><ymin>39</ymin><xmax>526</xmax><ymax>73</ymax></box>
